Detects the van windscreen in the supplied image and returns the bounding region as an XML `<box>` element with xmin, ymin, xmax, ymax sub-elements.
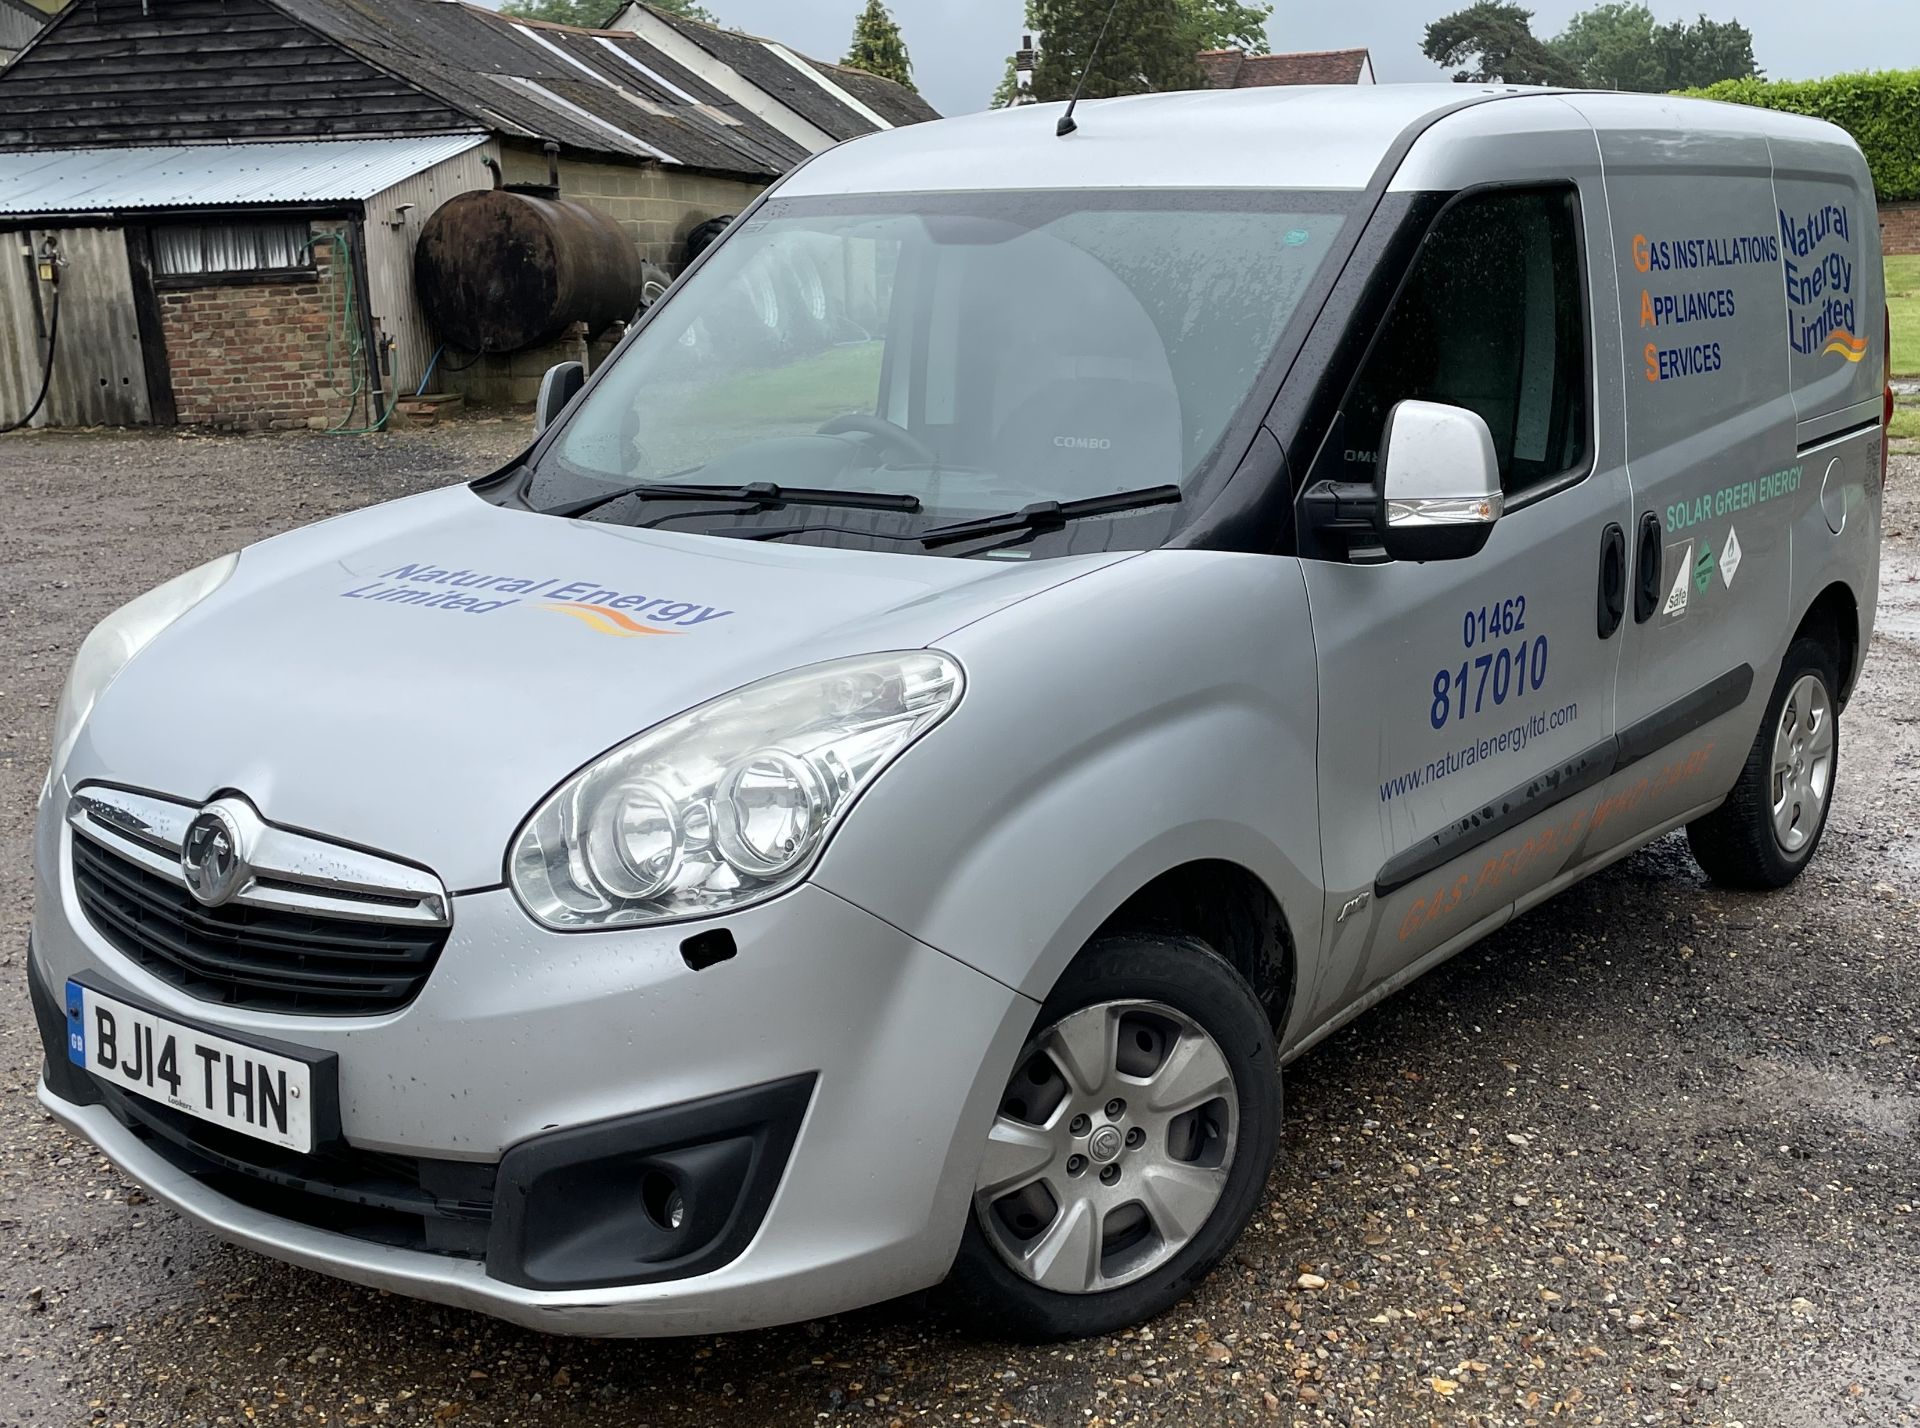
<box><xmin>525</xmin><ymin>190</ymin><xmax>1346</xmax><ymax>552</ymax></box>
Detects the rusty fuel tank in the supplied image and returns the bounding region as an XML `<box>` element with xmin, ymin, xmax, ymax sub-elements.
<box><xmin>415</xmin><ymin>188</ymin><xmax>645</xmax><ymax>354</ymax></box>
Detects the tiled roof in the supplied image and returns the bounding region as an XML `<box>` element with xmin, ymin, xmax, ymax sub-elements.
<box><xmin>270</xmin><ymin>0</ymin><xmax>811</xmax><ymax>178</ymax></box>
<box><xmin>1198</xmin><ymin>46</ymin><xmax>1372</xmax><ymax>88</ymax></box>
<box><xmin>803</xmin><ymin>59</ymin><xmax>941</xmax><ymax>129</ymax></box>
<box><xmin>647</xmin><ymin>9</ymin><xmax>880</xmax><ymax>142</ymax></box>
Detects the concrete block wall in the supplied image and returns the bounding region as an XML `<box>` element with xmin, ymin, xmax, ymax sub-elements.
<box><xmin>497</xmin><ymin>150</ymin><xmax>759</xmax><ymax>270</ymax></box>
<box><xmin>446</xmin><ymin>324</ymin><xmax>592</xmax><ymax>408</ymax></box>
<box><xmin>157</xmin><ymin>220</ymin><xmax>363</xmax><ymax>432</ymax></box>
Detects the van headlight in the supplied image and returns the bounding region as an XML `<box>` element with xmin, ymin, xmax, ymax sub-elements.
<box><xmin>49</xmin><ymin>554</ymin><xmax>240</xmax><ymax>783</ymax></box>
<box><xmin>509</xmin><ymin>651</ymin><xmax>962</xmax><ymax>929</ymax></box>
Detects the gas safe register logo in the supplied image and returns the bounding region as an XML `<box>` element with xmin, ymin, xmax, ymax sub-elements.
<box><xmin>342</xmin><ymin>562</ymin><xmax>733</xmax><ymax>636</ymax></box>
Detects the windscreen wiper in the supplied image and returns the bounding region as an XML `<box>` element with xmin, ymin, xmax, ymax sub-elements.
<box><xmin>709</xmin><ymin>522</ymin><xmax>923</xmax><ymax>543</ymax></box>
<box><xmin>547</xmin><ymin>480</ymin><xmax>921</xmax><ymax>521</ymax></box>
<box><xmin>917</xmin><ymin>485</ymin><xmax>1182</xmax><ymax>548</ymax></box>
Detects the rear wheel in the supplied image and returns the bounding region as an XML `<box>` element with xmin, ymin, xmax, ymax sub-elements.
<box><xmin>947</xmin><ymin>933</ymin><xmax>1280</xmax><ymax>1339</ymax></box>
<box><xmin>1687</xmin><ymin>636</ymin><xmax>1839</xmax><ymax>888</ymax></box>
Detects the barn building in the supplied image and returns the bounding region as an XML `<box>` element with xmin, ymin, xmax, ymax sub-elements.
<box><xmin>0</xmin><ymin>0</ymin><xmax>934</xmax><ymax>432</ymax></box>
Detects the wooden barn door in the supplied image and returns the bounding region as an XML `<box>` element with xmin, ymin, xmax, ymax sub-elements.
<box><xmin>0</xmin><ymin>226</ymin><xmax>155</xmax><ymax>428</ymax></box>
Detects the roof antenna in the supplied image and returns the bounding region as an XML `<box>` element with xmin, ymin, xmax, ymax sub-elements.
<box><xmin>1056</xmin><ymin>0</ymin><xmax>1123</xmax><ymax>137</ymax></box>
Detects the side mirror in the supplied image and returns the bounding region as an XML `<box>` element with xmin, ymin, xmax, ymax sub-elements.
<box><xmin>535</xmin><ymin>361</ymin><xmax>585</xmax><ymax>433</ymax></box>
<box><xmin>1376</xmin><ymin>399</ymin><xmax>1504</xmax><ymax>562</ymax></box>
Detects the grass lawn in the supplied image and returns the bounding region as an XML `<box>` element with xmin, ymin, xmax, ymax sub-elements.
<box><xmin>1892</xmin><ymin>401</ymin><xmax>1920</xmax><ymax>442</ymax></box>
<box><xmin>1890</xmin><ymin>254</ymin><xmax>1920</xmax><ymax>377</ymax></box>
<box><xmin>681</xmin><ymin>342</ymin><xmax>885</xmax><ymax>427</ymax></box>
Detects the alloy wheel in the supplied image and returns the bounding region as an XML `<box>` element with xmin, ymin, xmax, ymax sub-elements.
<box><xmin>974</xmin><ymin>1000</ymin><xmax>1238</xmax><ymax>1294</ymax></box>
<box><xmin>1770</xmin><ymin>672</ymin><xmax>1834</xmax><ymax>855</ymax></box>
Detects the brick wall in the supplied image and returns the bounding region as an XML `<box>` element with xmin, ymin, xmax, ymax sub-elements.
<box><xmin>1882</xmin><ymin>201</ymin><xmax>1920</xmax><ymax>257</ymax></box>
<box><xmin>157</xmin><ymin>221</ymin><xmax>365</xmax><ymax>432</ymax></box>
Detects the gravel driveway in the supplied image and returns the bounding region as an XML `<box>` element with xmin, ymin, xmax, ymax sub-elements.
<box><xmin>1</xmin><ymin>425</ymin><xmax>1915</xmax><ymax>1428</ymax></box>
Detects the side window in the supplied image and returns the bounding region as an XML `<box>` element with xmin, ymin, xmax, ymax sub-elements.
<box><xmin>1342</xmin><ymin>187</ymin><xmax>1589</xmax><ymax>499</ymax></box>
<box><xmin>153</xmin><ymin>222</ymin><xmax>314</xmax><ymax>278</ymax></box>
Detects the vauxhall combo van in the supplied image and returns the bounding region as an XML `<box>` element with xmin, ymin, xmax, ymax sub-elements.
<box><xmin>31</xmin><ymin>85</ymin><xmax>1887</xmax><ymax>1339</ymax></box>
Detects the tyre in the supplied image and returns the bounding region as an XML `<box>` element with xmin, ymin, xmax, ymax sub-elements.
<box><xmin>683</xmin><ymin>215</ymin><xmax>734</xmax><ymax>268</ymax></box>
<box><xmin>1686</xmin><ymin>635</ymin><xmax>1840</xmax><ymax>889</ymax></box>
<box><xmin>947</xmin><ymin>933</ymin><xmax>1281</xmax><ymax>1340</ymax></box>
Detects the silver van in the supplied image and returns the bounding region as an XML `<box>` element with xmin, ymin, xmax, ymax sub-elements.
<box><xmin>30</xmin><ymin>85</ymin><xmax>1889</xmax><ymax>1339</ymax></box>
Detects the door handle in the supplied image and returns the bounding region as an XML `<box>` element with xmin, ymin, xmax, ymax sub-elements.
<box><xmin>1596</xmin><ymin>523</ymin><xmax>1626</xmax><ymax>638</ymax></box>
<box><xmin>1632</xmin><ymin>511</ymin><xmax>1663</xmax><ymax>623</ymax></box>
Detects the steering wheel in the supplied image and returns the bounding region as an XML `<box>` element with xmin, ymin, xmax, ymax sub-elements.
<box><xmin>817</xmin><ymin>413</ymin><xmax>939</xmax><ymax>466</ymax></box>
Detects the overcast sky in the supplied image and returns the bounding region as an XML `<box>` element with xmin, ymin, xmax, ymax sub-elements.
<box><xmin>634</xmin><ymin>0</ymin><xmax>1910</xmax><ymax>118</ymax></box>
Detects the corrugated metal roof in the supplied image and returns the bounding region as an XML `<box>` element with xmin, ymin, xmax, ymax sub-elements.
<box><xmin>0</xmin><ymin>134</ymin><xmax>486</xmax><ymax>216</ymax></box>
<box><xmin>0</xmin><ymin>0</ymin><xmax>46</xmax><ymax>54</ymax></box>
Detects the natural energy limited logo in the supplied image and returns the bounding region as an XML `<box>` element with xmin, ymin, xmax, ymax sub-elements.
<box><xmin>538</xmin><ymin>601</ymin><xmax>682</xmax><ymax>637</ymax></box>
<box><xmin>343</xmin><ymin>562</ymin><xmax>733</xmax><ymax>636</ymax></box>
<box><xmin>1781</xmin><ymin>203</ymin><xmax>1866</xmax><ymax>363</ymax></box>
<box><xmin>1820</xmin><ymin>329</ymin><xmax>1869</xmax><ymax>364</ymax></box>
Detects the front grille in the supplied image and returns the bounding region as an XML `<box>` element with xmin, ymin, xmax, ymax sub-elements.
<box><xmin>72</xmin><ymin>834</ymin><xmax>449</xmax><ymax>1015</ymax></box>
<box><xmin>101</xmin><ymin>1084</ymin><xmax>494</xmax><ymax>1258</ymax></box>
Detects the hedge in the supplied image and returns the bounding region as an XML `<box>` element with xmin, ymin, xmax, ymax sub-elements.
<box><xmin>1681</xmin><ymin>71</ymin><xmax>1920</xmax><ymax>202</ymax></box>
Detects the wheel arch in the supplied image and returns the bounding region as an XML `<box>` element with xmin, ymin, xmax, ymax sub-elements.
<box><xmin>1089</xmin><ymin>859</ymin><xmax>1299</xmax><ymax>1035</ymax></box>
<box><xmin>1793</xmin><ymin>580</ymin><xmax>1861</xmax><ymax>707</ymax></box>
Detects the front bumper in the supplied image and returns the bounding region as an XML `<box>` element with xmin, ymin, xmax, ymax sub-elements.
<box><xmin>30</xmin><ymin>787</ymin><xmax>1036</xmax><ymax>1335</ymax></box>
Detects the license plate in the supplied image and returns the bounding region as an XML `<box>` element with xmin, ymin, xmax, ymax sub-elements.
<box><xmin>66</xmin><ymin>980</ymin><xmax>316</xmax><ymax>1152</ymax></box>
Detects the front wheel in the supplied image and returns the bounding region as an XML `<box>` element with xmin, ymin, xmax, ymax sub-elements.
<box><xmin>946</xmin><ymin>933</ymin><xmax>1280</xmax><ymax>1339</ymax></box>
<box><xmin>1686</xmin><ymin>635</ymin><xmax>1840</xmax><ymax>888</ymax></box>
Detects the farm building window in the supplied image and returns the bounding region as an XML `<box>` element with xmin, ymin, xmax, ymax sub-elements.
<box><xmin>153</xmin><ymin>222</ymin><xmax>313</xmax><ymax>277</ymax></box>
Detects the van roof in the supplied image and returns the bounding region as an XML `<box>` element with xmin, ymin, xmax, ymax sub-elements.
<box><xmin>777</xmin><ymin>84</ymin><xmax>1861</xmax><ymax>198</ymax></box>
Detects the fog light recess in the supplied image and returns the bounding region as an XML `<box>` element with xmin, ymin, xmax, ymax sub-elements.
<box><xmin>487</xmin><ymin>1072</ymin><xmax>816</xmax><ymax>1290</ymax></box>
<box><xmin>641</xmin><ymin>1169</ymin><xmax>684</xmax><ymax>1232</ymax></box>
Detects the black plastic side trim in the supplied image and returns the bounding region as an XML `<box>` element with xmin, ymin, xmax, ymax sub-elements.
<box><xmin>1614</xmin><ymin>664</ymin><xmax>1753</xmax><ymax>770</ymax></box>
<box><xmin>1375</xmin><ymin>738</ymin><xmax>1616</xmax><ymax>896</ymax></box>
<box><xmin>1374</xmin><ymin>663</ymin><xmax>1755</xmax><ymax>895</ymax></box>
<box><xmin>487</xmin><ymin>1073</ymin><xmax>816</xmax><ymax>1291</ymax></box>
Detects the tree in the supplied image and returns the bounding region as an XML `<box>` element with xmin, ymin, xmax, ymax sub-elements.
<box><xmin>1422</xmin><ymin>2</ymin><xmax>1582</xmax><ymax>86</ymax></box>
<box><xmin>1543</xmin><ymin>3</ymin><xmax>1759</xmax><ymax>90</ymax></box>
<box><xmin>500</xmin><ymin>0</ymin><xmax>714</xmax><ymax>27</ymax></box>
<box><xmin>1547</xmin><ymin>2</ymin><xmax>1662</xmax><ymax>90</ymax></box>
<box><xmin>999</xmin><ymin>0</ymin><xmax>1273</xmax><ymax>107</ymax></box>
<box><xmin>1028</xmin><ymin>0</ymin><xmax>1200</xmax><ymax>102</ymax></box>
<box><xmin>843</xmin><ymin>0</ymin><xmax>915</xmax><ymax>91</ymax></box>
<box><xmin>1182</xmin><ymin>0</ymin><xmax>1273</xmax><ymax>52</ymax></box>
<box><xmin>1654</xmin><ymin>14</ymin><xmax>1759</xmax><ymax>89</ymax></box>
